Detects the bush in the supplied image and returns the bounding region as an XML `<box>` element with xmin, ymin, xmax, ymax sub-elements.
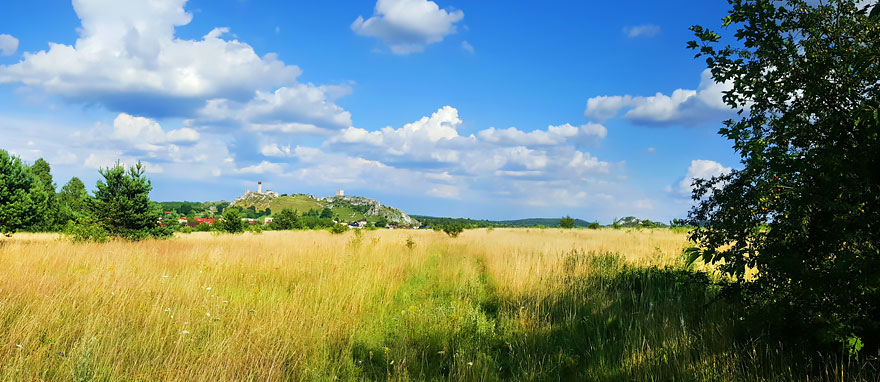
<box><xmin>64</xmin><ymin>220</ymin><xmax>108</xmax><ymax>243</ymax></box>
<box><xmin>220</xmin><ymin>209</ymin><xmax>245</xmax><ymax>234</ymax></box>
<box><xmin>588</xmin><ymin>222</ymin><xmax>600</xmax><ymax>229</ymax></box>
<box><xmin>179</xmin><ymin>226</ymin><xmax>193</xmax><ymax>234</ymax></box>
<box><xmin>329</xmin><ymin>224</ymin><xmax>348</xmax><ymax>234</ymax></box>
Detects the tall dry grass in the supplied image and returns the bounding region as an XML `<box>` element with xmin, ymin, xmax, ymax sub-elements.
<box><xmin>0</xmin><ymin>229</ymin><xmax>872</xmax><ymax>381</ymax></box>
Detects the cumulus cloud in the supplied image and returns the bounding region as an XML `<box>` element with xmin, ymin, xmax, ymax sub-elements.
<box><xmin>328</xmin><ymin>105</ymin><xmax>469</xmax><ymax>163</ymax></box>
<box><xmin>352</xmin><ymin>0</ymin><xmax>464</xmax><ymax>54</ymax></box>
<box><xmin>0</xmin><ymin>34</ymin><xmax>19</xmax><ymax>56</ymax></box>
<box><xmin>584</xmin><ymin>69</ymin><xmax>734</xmax><ymax>126</ymax></box>
<box><xmin>478</xmin><ymin>123</ymin><xmax>606</xmax><ymax>147</ymax></box>
<box><xmin>237</xmin><ymin>161</ymin><xmax>285</xmax><ymax>175</ymax></box>
<box><xmin>112</xmin><ymin>113</ymin><xmax>199</xmax><ymax>152</ymax></box>
<box><xmin>0</xmin><ymin>0</ymin><xmax>315</xmax><ymax>118</ymax></box>
<box><xmin>676</xmin><ymin>159</ymin><xmax>731</xmax><ymax>195</ymax></box>
<box><xmin>195</xmin><ymin>83</ymin><xmax>353</xmax><ymax>133</ymax></box>
<box><xmin>623</xmin><ymin>24</ymin><xmax>660</xmax><ymax>38</ymax></box>
<box><xmin>323</xmin><ymin>105</ymin><xmax>616</xmax><ymax>187</ymax></box>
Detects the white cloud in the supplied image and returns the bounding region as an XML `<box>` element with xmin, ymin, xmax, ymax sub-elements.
<box><xmin>584</xmin><ymin>69</ymin><xmax>734</xmax><ymax>126</ymax></box>
<box><xmin>477</xmin><ymin>123</ymin><xmax>606</xmax><ymax>147</ymax></box>
<box><xmin>352</xmin><ymin>0</ymin><xmax>464</xmax><ymax>54</ymax></box>
<box><xmin>461</xmin><ymin>40</ymin><xmax>474</xmax><ymax>54</ymax></box>
<box><xmin>0</xmin><ymin>34</ymin><xmax>19</xmax><ymax>56</ymax></box>
<box><xmin>260</xmin><ymin>143</ymin><xmax>292</xmax><ymax>157</ymax></box>
<box><xmin>0</xmin><ymin>0</ymin><xmax>303</xmax><ymax>117</ymax></box>
<box><xmin>677</xmin><ymin>159</ymin><xmax>731</xmax><ymax>195</ymax></box>
<box><xmin>196</xmin><ymin>83</ymin><xmax>352</xmax><ymax>133</ymax></box>
<box><xmin>426</xmin><ymin>184</ymin><xmax>460</xmax><ymax>198</ymax></box>
<box><xmin>568</xmin><ymin>151</ymin><xmax>610</xmax><ymax>174</ymax></box>
<box><xmin>237</xmin><ymin>161</ymin><xmax>284</xmax><ymax>175</ymax></box>
<box><xmin>623</xmin><ymin>24</ymin><xmax>660</xmax><ymax>38</ymax></box>
<box><xmin>112</xmin><ymin>113</ymin><xmax>199</xmax><ymax>152</ymax></box>
<box><xmin>328</xmin><ymin>105</ymin><xmax>468</xmax><ymax>162</ymax></box>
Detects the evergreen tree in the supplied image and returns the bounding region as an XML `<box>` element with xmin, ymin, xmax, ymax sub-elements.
<box><xmin>0</xmin><ymin>150</ymin><xmax>48</xmax><ymax>236</ymax></box>
<box><xmin>29</xmin><ymin>158</ymin><xmax>60</xmax><ymax>231</ymax></box>
<box><xmin>92</xmin><ymin>161</ymin><xmax>169</xmax><ymax>240</ymax></box>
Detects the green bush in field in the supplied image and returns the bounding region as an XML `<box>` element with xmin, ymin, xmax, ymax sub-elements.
<box><xmin>588</xmin><ymin>222</ymin><xmax>600</xmax><ymax>229</ymax></box>
<box><xmin>329</xmin><ymin>223</ymin><xmax>348</xmax><ymax>234</ymax></box>
<box><xmin>219</xmin><ymin>209</ymin><xmax>246</xmax><ymax>234</ymax></box>
<box><xmin>64</xmin><ymin>220</ymin><xmax>108</xmax><ymax>243</ymax></box>
<box><xmin>687</xmin><ymin>0</ymin><xmax>880</xmax><ymax>353</ymax></box>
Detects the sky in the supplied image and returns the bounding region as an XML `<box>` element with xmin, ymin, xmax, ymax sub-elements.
<box><xmin>0</xmin><ymin>0</ymin><xmax>743</xmax><ymax>223</ymax></box>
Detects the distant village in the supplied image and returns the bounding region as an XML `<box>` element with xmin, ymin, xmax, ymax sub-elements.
<box><xmin>158</xmin><ymin>181</ymin><xmax>421</xmax><ymax>230</ymax></box>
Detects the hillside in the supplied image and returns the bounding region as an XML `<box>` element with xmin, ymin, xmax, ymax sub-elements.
<box><xmin>229</xmin><ymin>193</ymin><xmax>418</xmax><ymax>225</ymax></box>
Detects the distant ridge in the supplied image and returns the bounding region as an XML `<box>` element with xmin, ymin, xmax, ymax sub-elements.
<box><xmin>410</xmin><ymin>215</ymin><xmax>595</xmax><ymax>228</ymax></box>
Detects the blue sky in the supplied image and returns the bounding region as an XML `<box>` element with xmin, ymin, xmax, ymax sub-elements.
<box><xmin>0</xmin><ymin>0</ymin><xmax>741</xmax><ymax>223</ymax></box>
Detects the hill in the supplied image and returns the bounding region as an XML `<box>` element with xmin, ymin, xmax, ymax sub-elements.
<box><xmin>227</xmin><ymin>193</ymin><xmax>418</xmax><ymax>225</ymax></box>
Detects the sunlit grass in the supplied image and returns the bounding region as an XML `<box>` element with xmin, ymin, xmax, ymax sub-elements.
<box><xmin>0</xmin><ymin>229</ymin><xmax>872</xmax><ymax>380</ymax></box>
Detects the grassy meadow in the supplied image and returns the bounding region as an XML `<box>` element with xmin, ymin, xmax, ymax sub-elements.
<box><xmin>0</xmin><ymin>229</ymin><xmax>873</xmax><ymax>381</ymax></box>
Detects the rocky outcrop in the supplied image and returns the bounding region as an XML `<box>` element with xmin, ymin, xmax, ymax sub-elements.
<box><xmin>321</xmin><ymin>195</ymin><xmax>419</xmax><ymax>226</ymax></box>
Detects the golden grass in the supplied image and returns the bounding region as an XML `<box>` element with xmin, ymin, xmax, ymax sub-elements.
<box><xmin>0</xmin><ymin>228</ymin><xmax>865</xmax><ymax>381</ymax></box>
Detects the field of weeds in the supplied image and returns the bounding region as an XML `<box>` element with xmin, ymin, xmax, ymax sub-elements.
<box><xmin>0</xmin><ymin>229</ymin><xmax>871</xmax><ymax>381</ymax></box>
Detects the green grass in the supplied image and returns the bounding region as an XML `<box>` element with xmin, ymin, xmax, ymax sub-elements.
<box><xmin>264</xmin><ymin>195</ymin><xmax>324</xmax><ymax>214</ymax></box>
<box><xmin>318</xmin><ymin>250</ymin><xmax>874</xmax><ymax>381</ymax></box>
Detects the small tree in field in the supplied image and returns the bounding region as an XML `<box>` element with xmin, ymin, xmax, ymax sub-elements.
<box><xmin>559</xmin><ymin>216</ymin><xmax>576</xmax><ymax>228</ymax></box>
<box><xmin>687</xmin><ymin>0</ymin><xmax>880</xmax><ymax>352</ymax></box>
<box><xmin>91</xmin><ymin>161</ymin><xmax>169</xmax><ymax>241</ymax></box>
<box><xmin>0</xmin><ymin>150</ymin><xmax>48</xmax><ymax>236</ymax></box>
<box><xmin>440</xmin><ymin>223</ymin><xmax>464</xmax><ymax>238</ymax></box>
<box><xmin>273</xmin><ymin>208</ymin><xmax>301</xmax><ymax>230</ymax></box>
<box><xmin>220</xmin><ymin>208</ymin><xmax>245</xmax><ymax>233</ymax></box>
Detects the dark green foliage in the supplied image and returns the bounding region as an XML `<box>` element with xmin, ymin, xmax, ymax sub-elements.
<box><xmin>588</xmin><ymin>222</ymin><xmax>601</xmax><ymax>229</ymax></box>
<box><xmin>28</xmin><ymin>158</ymin><xmax>60</xmax><ymax>231</ymax></box>
<box><xmin>91</xmin><ymin>161</ymin><xmax>170</xmax><ymax>241</ymax></box>
<box><xmin>329</xmin><ymin>223</ymin><xmax>348</xmax><ymax>234</ymax></box>
<box><xmin>439</xmin><ymin>223</ymin><xmax>465</xmax><ymax>238</ymax></box>
<box><xmin>273</xmin><ymin>208</ymin><xmax>301</xmax><ymax>230</ymax></box>
<box><xmin>64</xmin><ymin>220</ymin><xmax>108</xmax><ymax>243</ymax></box>
<box><xmin>220</xmin><ymin>208</ymin><xmax>246</xmax><ymax>233</ymax></box>
<box><xmin>374</xmin><ymin>216</ymin><xmax>388</xmax><ymax>228</ymax></box>
<box><xmin>688</xmin><ymin>0</ymin><xmax>880</xmax><ymax>352</ymax></box>
<box><xmin>320</xmin><ymin>207</ymin><xmax>333</xmax><ymax>219</ymax></box>
<box><xmin>0</xmin><ymin>150</ymin><xmax>49</xmax><ymax>235</ymax></box>
<box><xmin>560</xmin><ymin>215</ymin><xmax>576</xmax><ymax>228</ymax></box>
<box><xmin>58</xmin><ymin>177</ymin><xmax>91</xmax><ymax>225</ymax></box>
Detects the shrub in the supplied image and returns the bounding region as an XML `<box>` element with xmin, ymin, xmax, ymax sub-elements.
<box><xmin>220</xmin><ymin>209</ymin><xmax>245</xmax><ymax>234</ymax></box>
<box><xmin>330</xmin><ymin>224</ymin><xmax>348</xmax><ymax>234</ymax></box>
<box><xmin>588</xmin><ymin>222</ymin><xmax>600</xmax><ymax>229</ymax></box>
<box><xmin>64</xmin><ymin>220</ymin><xmax>108</xmax><ymax>243</ymax></box>
<box><xmin>179</xmin><ymin>226</ymin><xmax>193</xmax><ymax>234</ymax></box>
